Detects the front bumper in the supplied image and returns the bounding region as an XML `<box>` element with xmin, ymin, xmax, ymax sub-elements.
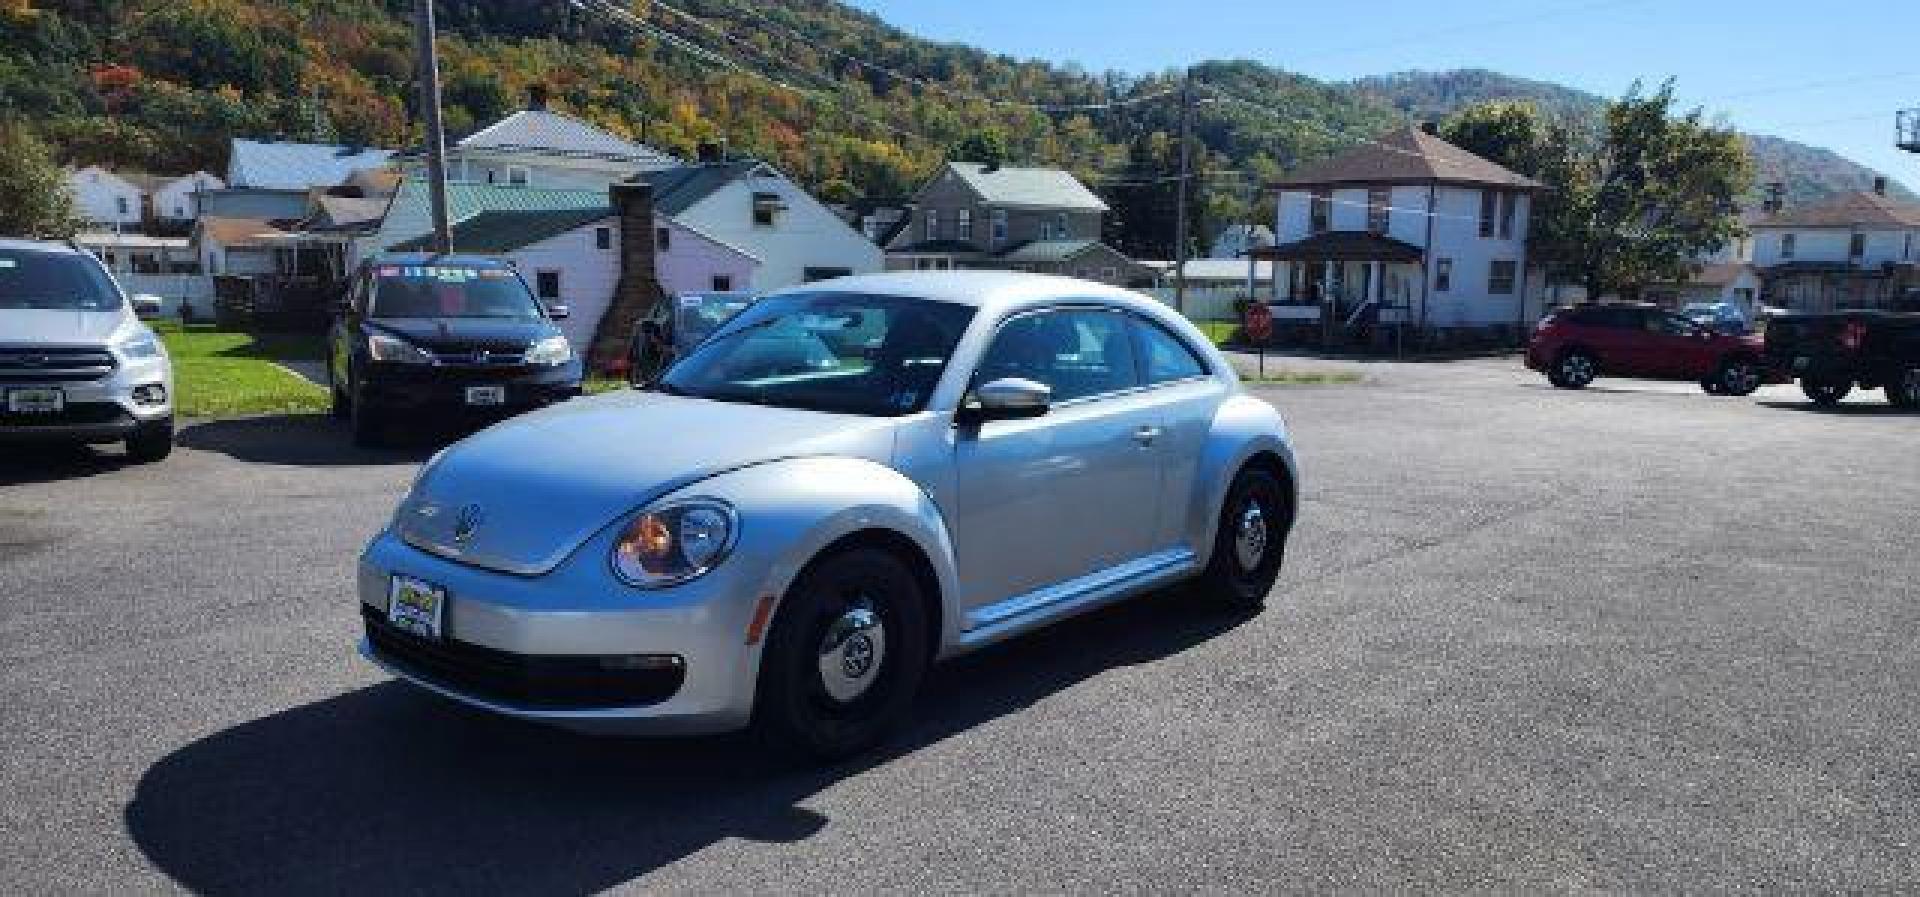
<box><xmin>0</xmin><ymin>353</ymin><xmax>171</xmax><ymax>444</ymax></box>
<box><xmin>358</xmin><ymin>361</ymin><xmax>583</xmax><ymax>417</ymax></box>
<box><xmin>356</xmin><ymin>527</ymin><xmax>771</xmax><ymax>735</ymax></box>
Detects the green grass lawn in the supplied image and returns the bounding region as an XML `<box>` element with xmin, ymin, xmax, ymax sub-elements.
<box><xmin>152</xmin><ymin>322</ymin><xmax>330</xmax><ymax>418</ymax></box>
<box><xmin>1195</xmin><ymin>320</ymin><xmax>1240</xmax><ymax>346</ymax></box>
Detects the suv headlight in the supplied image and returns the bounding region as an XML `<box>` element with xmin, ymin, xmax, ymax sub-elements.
<box><xmin>115</xmin><ymin>330</ymin><xmax>163</xmax><ymax>360</ymax></box>
<box><xmin>610</xmin><ymin>499</ymin><xmax>737</xmax><ymax>589</ymax></box>
<box><xmin>525</xmin><ymin>335</ymin><xmax>572</xmax><ymax>366</ymax></box>
<box><xmin>368</xmin><ymin>332</ymin><xmax>434</xmax><ymax>364</ymax></box>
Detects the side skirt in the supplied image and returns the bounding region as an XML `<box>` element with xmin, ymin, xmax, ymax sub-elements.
<box><xmin>954</xmin><ymin>548</ymin><xmax>1198</xmax><ymax>653</ymax></box>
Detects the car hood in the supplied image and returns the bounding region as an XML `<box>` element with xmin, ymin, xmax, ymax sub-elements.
<box><xmin>0</xmin><ymin>309</ymin><xmax>127</xmax><ymax>345</ymax></box>
<box><xmin>370</xmin><ymin>317</ymin><xmax>558</xmax><ymax>353</ymax></box>
<box><xmin>395</xmin><ymin>390</ymin><xmax>900</xmax><ymax>576</ymax></box>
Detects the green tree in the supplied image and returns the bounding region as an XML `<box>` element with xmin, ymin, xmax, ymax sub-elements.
<box><xmin>0</xmin><ymin>125</ymin><xmax>82</xmax><ymax>238</ymax></box>
<box><xmin>950</xmin><ymin>129</ymin><xmax>1009</xmax><ymax>168</ymax></box>
<box><xmin>1443</xmin><ymin>83</ymin><xmax>1751</xmax><ymax>301</ymax></box>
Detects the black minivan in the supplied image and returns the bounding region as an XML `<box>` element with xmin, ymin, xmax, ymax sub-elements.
<box><xmin>328</xmin><ymin>255</ymin><xmax>584</xmax><ymax>446</ymax></box>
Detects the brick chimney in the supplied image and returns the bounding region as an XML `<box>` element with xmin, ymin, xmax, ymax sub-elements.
<box><xmin>1873</xmin><ymin>176</ymin><xmax>1888</xmax><ymax>197</ymax></box>
<box><xmin>588</xmin><ymin>181</ymin><xmax>670</xmax><ymax>372</ymax></box>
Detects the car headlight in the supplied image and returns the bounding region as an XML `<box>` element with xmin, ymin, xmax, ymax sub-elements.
<box><xmin>610</xmin><ymin>499</ymin><xmax>737</xmax><ymax>589</ymax></box>
<box><xmin>115</xmin><ymin>330</ymin><xmax>163</xmax><ymax>360</ymax></box>
<box><xmin>368</xmin><ymin>331</ymin><xmax>434</xmax><ymax>364</ymax></box>
<box><xmin>525</xmin><ymin>334</ymin><xmax>572</xmax><ymax>366</ymax></box>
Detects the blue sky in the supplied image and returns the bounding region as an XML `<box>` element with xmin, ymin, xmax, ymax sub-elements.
<box><xmin>844</xmin><ymin>0</ymin><xmax>1918</xmax><ymax>192</ymax></box>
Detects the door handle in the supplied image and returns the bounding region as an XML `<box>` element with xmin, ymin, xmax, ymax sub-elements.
<box><xmin>1132</xmin><ymin>425</ymin><xmax>1162</xmax><ymax>447</ymax></box>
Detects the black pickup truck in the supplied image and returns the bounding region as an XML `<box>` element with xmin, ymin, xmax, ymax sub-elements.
<box><xmin>1762</xmin><ymin>311</ymin><xmax>1920</xmax><ymax>406</ymax></box>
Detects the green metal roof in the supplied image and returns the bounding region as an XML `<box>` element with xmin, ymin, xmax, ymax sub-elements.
<box><xmin>391</xmin><ymin>207</ymin><xmax>614</xmax><ymax>253</ymax></box>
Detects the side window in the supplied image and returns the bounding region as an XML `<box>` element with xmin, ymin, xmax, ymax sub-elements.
<box><xmin>1132</xmin><ymin>316</ymin><xmax>1209</xmax><ymax>384</ymax></box>
<box><xmin>975</xmin><ymin>309</ymin><xmax>1141</xmax><ymax>404</ymax></box>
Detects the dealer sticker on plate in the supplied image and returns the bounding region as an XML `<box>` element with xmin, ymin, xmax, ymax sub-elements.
<box><xmin>388</xmin><ymin>576</ymin><xmax>446</xmax><ymax>640</ymax></box>
<box><xmin>7</xmin><ymin>387</ymin><xmax>64</xmax><ymax>414</ymax></box>
<box><xmin>465</xmin><ymin>385</ymin><xmax>506</xmax><ymax>406</ymax></box>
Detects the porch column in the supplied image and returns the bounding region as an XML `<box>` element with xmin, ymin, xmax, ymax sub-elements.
<box><xmin>1370</xmin><ymin>261</ymin><xmax>1384</xmax><ymax>302</ymax></box>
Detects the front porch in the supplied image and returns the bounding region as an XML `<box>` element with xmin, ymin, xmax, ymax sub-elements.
<box><xmin>1250</xmin><ymin>231</ymin><xmax>1425</xmax><ymax>349</ymax></box>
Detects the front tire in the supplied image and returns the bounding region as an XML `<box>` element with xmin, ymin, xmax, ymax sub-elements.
<box><xmin>1802</xmin><ymin>379</ymin><xmax>1851</xmax><ymax>407</ymax></box>
<box><xmin>1551</xmin><ymin>351</ymin><xmax>1597</xmax><ymax>389</ymax></box>
<box><xmin>1887</xmin><ymin>365</ymin><xmax>1920</xmax><ymax>408</ymax></box>
<box><xmin>328</xmin><ymin>366</ymin><xmax>350</xmax><ymax>419</ymax></box>
<box><xmin>1713</xmin><ymin>357</ymin><xmax>1762</xmax><ymax>397</ymax></box>
<box><xmin>753</xmin><ymin>548</ymin><xmax>930</xmax><ymax>761</ymax></box>
<box><xmin>125</xmin><ymin>418</ymin><xmax>174</xmax><ymax>463</ymax></box>
<box><xmin>1193</xmin><ymin>466</ymin><xmax>1288</xmax><ymax>610</ymax></box>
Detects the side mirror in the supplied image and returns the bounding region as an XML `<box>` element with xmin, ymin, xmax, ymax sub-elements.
<box><xmin>959</xmin><ymin>377</ymin><xmax>1051</xmax><ymax>424</ymax></box>
<box><xmin>544</xmin><ymin>302</ymin><xmax>570</xmax><ymax>320</ymax></box>
<box><xmin>131</xmin><ymin>294</ymin><xmax>163</xmax><ymax>319</ymax></box>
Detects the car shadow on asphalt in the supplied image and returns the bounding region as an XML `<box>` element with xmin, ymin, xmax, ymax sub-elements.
<box><xmin>124</xmin><ymin>589</ymin><xmax>1257</xmax><ymax>895</ymax></box>
<box><xmin>1756</xmin><ymin>400</ymin><xmax>1918</xmax><ymax>416</ymax></box>
<box><xmin>0</xmin><ymin>443</ymin><xmax>138</xmax><ymax>487</ymax></box>
<box><xmin>178</xmin><ymin>414</ymin><xmax>448</xmax><ymax>466</ymax></box>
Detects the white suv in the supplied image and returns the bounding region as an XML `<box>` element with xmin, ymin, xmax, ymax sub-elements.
<box><xmin>0</xmin><ymin>239</ymin><xmax>175</xmax><ymax>462</ymax></box>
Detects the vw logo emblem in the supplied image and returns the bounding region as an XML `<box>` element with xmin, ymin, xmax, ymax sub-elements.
<box><xmin>471</xmin><ymin>349</ymin><xmax>491</xmax><ymax>365</ymax></box>
<box><xmin>452</xmin><ymin>503</ymin><xmax>485</xmax><ymax>545</ymax></box>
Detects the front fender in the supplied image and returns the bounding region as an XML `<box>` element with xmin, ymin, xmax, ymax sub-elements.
<box><xmin>659</xmin><ymin>455</ymin><xmax>962</xmax><ymax>656</ymax></box>
<box><xmin>1188</xmin><ymin>393</ymin><xmax>1300</xmax><ymax>569</ymax></box>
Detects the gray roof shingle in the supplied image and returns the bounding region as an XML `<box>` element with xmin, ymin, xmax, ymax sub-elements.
<box><xmin>1272</xmin><ymin>126</ymin><xmax>1542</xmax><ymax>190</ymax></box>
<box><xmin>456</xmin><ymin>110</ymin><xmax>678</xmax><ymax>166</ymax></box>
<box><xmin>633</xmin><ymin>161</ymin><xmax>764</xmax><ymax>216</ymax></box>
<box><xmin>947</xmin><ymin>163</ymin><xmax>1109</xmax><ymax>211</ymax></box>
<box><xmin>228</xmin><ymin>139</ymin><xmax>396</xmax><ymax>190</ymax></box>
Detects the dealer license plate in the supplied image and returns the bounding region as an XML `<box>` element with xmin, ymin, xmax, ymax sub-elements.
<box><xmin>6</xmin><ymin>387</ymin><xmax>64</xmax><ymax>414</ymax></box>
<box><xmin>387</xmin><ymin>576</ymin><xmax>446</xmax><ymax>640</ymax></box>
<box><xmin>465</xmin><ymin>385</ymin><xmax>506</xmax><ymax>406</ymax></box>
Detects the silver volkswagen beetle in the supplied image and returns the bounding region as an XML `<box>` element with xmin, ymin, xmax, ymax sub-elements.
<box><xmin>358</xmin><ymin>272</ymin><xmax>1299</xmax><ymax>758</ymax></box>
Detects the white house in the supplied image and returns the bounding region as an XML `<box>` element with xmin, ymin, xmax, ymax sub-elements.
<box><xmin>66</xmin><ymin>167</ymin><xmax>145</xmax><ymax>229</ymax></box>
<box><xmin>379</xmin><ymin>181</ymin><xmax>759</xmax><ymax>349</ymax></box>
<box><xmin>398</xmin><ymin>88</ymin><xmax>679</xmax><ymax>190</ymax></box>
<box><xmin>1750</xmin><ymin>180</ymin><xmax>1920</xmax><ymax>312</ymax></box>
<box><xmin>639</xmin><ymin>157</ymin><xmax>883</xmax><ymax>289</ymax></box>
<box><xmin>1258</xmin><ymin>125</ymin><xmax>1541</xmax><ymax>339</ymax></box>
<box><xmin>194</xmin><ymin>217</ymin><xmax>290</xmax><ymax>276</ymax></box>
<box><xmin>149</xmin><ymin>171</ymin><xmax>225</xmax><ymax>224</ymax></box>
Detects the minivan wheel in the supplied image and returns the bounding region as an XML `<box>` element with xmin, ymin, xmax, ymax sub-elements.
<box><xmin>1715</xmin><ymin>358</ymin><xmax>1762</xmax><ymax>397</ymax></box>
<box><xmin>1193</xmin><ymin>466</ymin><xmax>1288</xmax><ymax>610</ymax></box>
<box><xmin>753</xmin><ymin>548</ymin><xmax>930</xmax><ymax>761</ymax></box>
<box><xmin>1802</xmin><ymin>379</ymin><xmax>1851</xmax><ymax>407</ymax></box>
<box><xmin>1553</xmin><ymin>351</ymin><xmax>1597</xmax><ymax>389</ymax></box>
<box><xmin>125</xmin><ymin>418</ymin><xmax>174</xmax><ymax>463</ymax></box>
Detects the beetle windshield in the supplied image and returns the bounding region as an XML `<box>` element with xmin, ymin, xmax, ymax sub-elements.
<box><xmin>657</xmin><ymin>293</ymin><xmax>975</xmax><ymax>416</ymax></box>
<box><xmin>0</xmin><ymin>248</ymin><xmax>122</xmax><ymax>311</ymax></box>
<box><xmin>370</xmin><ymin>265</ymin><xmax>544</xmax><ymax>318</ymax></box>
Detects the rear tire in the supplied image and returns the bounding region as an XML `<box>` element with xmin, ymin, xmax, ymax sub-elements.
<box><xmin>752</xmin><ymin>548</ymin><xmax>930</xmax><ymax>761</ymax></box>
<box><xmin>1888</xmin><ymin>365</ymin><xmax>1920</xmax><ymax>408</ymax></box>
<box><xmin>1192</xmin><ymin>466</ymin><xmax>1288</xmax><ymax>610</ymax></box>
<box><xmin>125</xmin><ymin>418</ymin><xmax>174</xmax><ymax>463</ymax></box>
<box><xmin>1802</xmin><ymin>379</ymin><xmax>1851</xmax><ymax>407</ymax></box>
<box><xmin>1551</xmin><ymin>350</ymin><xmax>1597</xmax><ymax>389</ymax></box>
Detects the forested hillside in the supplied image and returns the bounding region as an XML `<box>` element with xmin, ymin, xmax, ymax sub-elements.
<box><xmin>1</xmin><ymin>0</ymin><xmax>1902</xmax><ymax>253</ymax></box>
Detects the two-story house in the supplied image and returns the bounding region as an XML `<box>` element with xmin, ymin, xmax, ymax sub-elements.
<box><xmin>634</xmin><ymin>154</ymin><xmax>883</xmax><ymax>290</ymax></box>
<box><xmin>885</xmin><ymin>162</ymin><xmax>1149</xmax><ymax>286</ymax></box>
<box><xmin>1255</xmin><ymin>125</ymin><xmax>1541</xmax><ymax>339</ymax></box>
<box><xmin>393</xmin><ymin>87</ymin><xmax>679</xmax><ymax>190</ymax></box>
<box><xmin>1750</xmin><ymin>179</ymin><xmax>1920</xmax><ymax>312</ymax></box>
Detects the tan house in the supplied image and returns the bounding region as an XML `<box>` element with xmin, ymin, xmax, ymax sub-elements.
<box><xmin>885</xmin><ymin>162</ymin><xmax>1150</xmax><ymax>286</ymax></box>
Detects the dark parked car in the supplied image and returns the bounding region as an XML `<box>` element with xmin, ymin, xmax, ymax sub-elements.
<box><xmin>327</xmin><ymin>255</ymin><xmax>584</xmax><ymax>446</ymax></box>
<box><xmin>1526</xmin><ymin>303</ymin><xmax>1783</xmax><ymax>395</ymax></box>
<box><xmin>1762</xmin><ymin>311</ymin><xmax>1920</xmax><ymax>407</ymax></box>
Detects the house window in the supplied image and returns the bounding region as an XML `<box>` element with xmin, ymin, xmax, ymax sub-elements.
<box><xmin>1056</xmin><ymin>212</ymin><xmax>1070</xmax><ymax>239</ymax></box>
<box><xmin>957</xmin><ymin>209</ymin><xmax>972</xmax><ymax>241</ymax></box>
<box><xmin>1498</xmin><ymin>193</ymin><xmax>1516</xmax><ymax>239</ymax></box>
<box><xmin>1479</xmin><ymin>191</ymin><xmax>1497</xmax><ymax>238</ymax></box>
<box><xmin>506</xmin><ymin>166</ymin><xmax>530</xmax><ymax>186</ymax></box>
<box><xmin>925</xmin><ymin>208</ymin><xmax>939</xmax><ymax>240</ymax></box>
<box><xmin>1849</xmin><ymin>233</ymin><xmax>1865</xmax><ymax>259</ymax></box>
<box><xmin>711</xmin><ymin>274</ymin><xmax>733</xmax><ymax>291</ymax></box>
<box><xmin>753</xmin><ymin>192</ymin><xmax>783</xmax><ymax>226</ymax></box>
<box><xmin>1905</xmin><ymin>232</ymin><xmax>1914</xmax><ymax>260</ymax></box>
<box><xmin>1488</xmin><ymin>260</ymin><xmax>1517</xmax><ymax>295</ymax></box>
<box><xmin>116</xmin><ymin>196</ymin><xmax>129</xmax><ymax>215</ymax></box>
<box><xmin>1435</xmin><ymin>258</ymin><xmax>1453</xmax><ymax>292</ymax></box>
<box><xmin>595</xmin><ymin>227</ymin><xmax>611</xmax><ymax>250</ymax></box>
<box><xmin>990</xmin><ymin>209</ymin><xmax>1008</xmax><ymax>246</ymax></box>
<box><xmin>1781</xmin><ymin>233</ymin><xmax>1796</xmax><ymax>259</ymax></box>
<box><xmin>1309</xmin><ymin>189</ymin><xmax>1331</xmax><ymax>233</ymax></box>
<box><xmin>1366</xmin><ymin>188</ymin><xmax>1390</xmax><ymax>234</ymax></box>
<box><xmin>173</xmin><ymin>205</ymin><xmax>185</xmax><ymax>218</ymax></box>
<box><xmin>655</xmin><ymin>226</ymin><xmax>671</xmax><ymax>252</ymax></box>
<box><xmin>535</xmin><ymin>270</ymin><xmax>561</xmax><ymax>299</ymax></box>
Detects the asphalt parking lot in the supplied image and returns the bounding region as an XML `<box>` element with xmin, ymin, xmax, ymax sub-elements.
<box><xmin>3</xmin><ymin>359</ymin><xmax>1917</xmax><ymax>893</ymax></box>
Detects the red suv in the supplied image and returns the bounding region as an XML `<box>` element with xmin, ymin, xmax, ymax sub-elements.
<box><xmin>1526</xmin><ymin>304</ymin><xmax>1780</xmax><ymax>395</ymax></box>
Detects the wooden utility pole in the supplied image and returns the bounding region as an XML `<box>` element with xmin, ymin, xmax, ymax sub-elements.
<box><xmin>1173</xmin><ymin>68</ymin><xmax>1194</xmax><ymax>314</ymax></box>
<box><xmin>413</xmin><ymin>0</ymin><xmax>453</xmax><ymax>255</ymax></box>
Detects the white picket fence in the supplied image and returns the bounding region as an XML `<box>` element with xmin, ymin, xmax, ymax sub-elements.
<box><xmin>115</xmin><ymin>274</ymin><xmax>215</xmax><ymax>318</ymax></box>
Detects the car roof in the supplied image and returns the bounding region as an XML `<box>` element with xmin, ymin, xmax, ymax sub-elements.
<box><xmin>0</xmin><ymin>238</ymin><xmax>87</xmax><ymax>255</ymax></box>
<box><xmin>365</xmin><ymin>252</ymin><xmax>515</xmax><ymax>269</ymax></box>
<box><xmin>769</xmin><ymin>271</ymin><xmax>1159</xmax><ymax>316</ymax></box>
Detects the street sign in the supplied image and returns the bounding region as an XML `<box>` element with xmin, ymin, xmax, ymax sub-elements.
<box><xmin>1243</xmin><ymin>302</ymin><xmax>1274</xmax><ymax>344</ymax></box>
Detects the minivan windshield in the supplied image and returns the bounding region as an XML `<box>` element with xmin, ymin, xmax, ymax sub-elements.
<box><xmin>657</xmin><ymin>293</ymin><xmax>976</xmax><ymax>416</ymax></box>
<box><xmin>369</xmin><ymin>265</ymin><xmax>545</xmax><ymax>319</ymax></box>
<box><xmin>0</xmin><ymin>248</ymin><xmax>123</xmax><ymax>311</ymax></box>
